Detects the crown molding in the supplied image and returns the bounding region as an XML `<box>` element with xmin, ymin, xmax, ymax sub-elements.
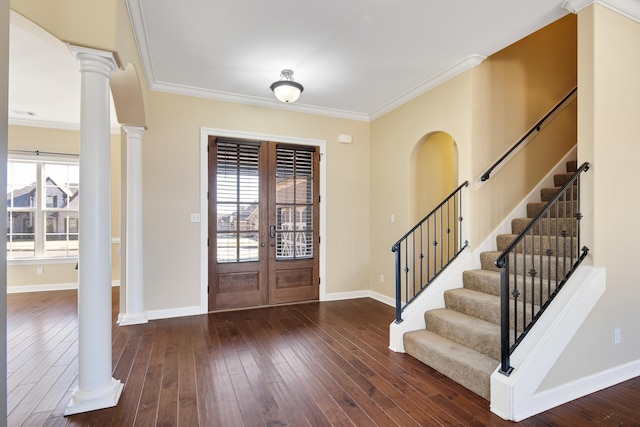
<box><xmin>125</xmin><ymin>0</ymin><xmax>157</xmax><ymax>89</ymax></box>
<box><xmin>150</xmin><ymin>80</ymin><xmax>370</xmax><ymax>122</ymax></box>
<box><xmin>369</xmin><ymin>54</ymin><xmax>486</xmax><ymax>121</ymax></box>
<box><xmin>9</xmin><ymin>117</ymin><xmax>121</xmax><ymax>135</ymax></box>
<box><xmin>563</xmin><ymin>0</ymin><xmax>640</xmax><ymax>23</ymax></box>
<box><xmin>147</xmin><ymin>53</ymin><xmax>485</xmax><ymax>122</ymax></box>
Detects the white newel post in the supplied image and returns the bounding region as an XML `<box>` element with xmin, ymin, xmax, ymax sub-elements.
<box><xmin>65</xmin><ymin>45</ymin><xmax>123</xmax><ymax>415</ymax></box>
<box><xmin>119</xmin><ymin>125</ymin><xmax>148</xmax><ymax>325</ymax></box>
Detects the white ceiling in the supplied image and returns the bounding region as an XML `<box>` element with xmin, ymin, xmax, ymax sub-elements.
<box><xmin>9</xmin><ymin>1</ymin><xmax>570</xmax><ymax>127</ymax></box>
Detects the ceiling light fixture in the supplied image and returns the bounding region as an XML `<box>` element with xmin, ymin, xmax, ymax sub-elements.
<box><xmin>270</xmin><ymin>69</ymin><xmax>304</xmax><ymax>103</ymax></box>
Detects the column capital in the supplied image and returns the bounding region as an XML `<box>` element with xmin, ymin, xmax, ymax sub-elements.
<box><xmin>563</xmin><ymin>0</ymin><xmax>640</xmax><ymax>23</ymax></box>
<box><xmin>122</xmin><ymin>125</ymin><xmax>146</xmax><ymax>138</ymax></box>
<box><xmin>67</xmin><ymin>45</ymin><xmax>119</xmax><ymax>78</ymax></box>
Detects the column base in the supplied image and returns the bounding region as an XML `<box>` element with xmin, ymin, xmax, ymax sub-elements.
<box><xmin>64</xmin><ymin>377</ymin><xmax>124</xmax><ymax>416</ymax></box>
<box><xmin>118</xmin><ymin>312</ymin><xmax>149</xmax><ymax>326</ymax></box>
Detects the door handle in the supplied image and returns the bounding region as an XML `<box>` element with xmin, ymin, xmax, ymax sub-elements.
<box><xmin>270</xmin><ymin>225</ymin><xmax>276</xmax><ymax>238</ymax></box>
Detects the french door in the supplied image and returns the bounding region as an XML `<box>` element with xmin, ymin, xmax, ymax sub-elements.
<box><xmin>208</xmin><ymin>136</ymin><xmax>320</xmax><ymax>310</ymax></box>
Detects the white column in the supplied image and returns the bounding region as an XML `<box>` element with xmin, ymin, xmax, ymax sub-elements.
<box><xmin>119</xmin><ymin>125</ymin><xmax>148</xmax><ymax>325</ymax></box>
<box><xmin>65</xmin><ymin>45</ymin><xmax>123</xmax><ymax>416</ymax></box>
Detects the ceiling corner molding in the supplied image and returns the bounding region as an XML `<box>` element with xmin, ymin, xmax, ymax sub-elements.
<box><xmin>369</xmin><ymin>54</ymin><xmax>486</xmax><ymax>121</ymax></box>
<box><xmin>8</xmin><ymin>117</ymin><xmax>122</xmax><ymax>135</ymax></box>
<box><xmin>125</xmin><ymin>0</ymin><xmax>157</xmax><ymax>89</ymax></box>
<box><xmin>150</xmin><ymin>81</ymin><xmax>370</xmax><ymax>122</ymax></box>
<box><xmin>563</xmin><ymin>0</ymin><xmax>640</xmax><ymax>23</ymax></box>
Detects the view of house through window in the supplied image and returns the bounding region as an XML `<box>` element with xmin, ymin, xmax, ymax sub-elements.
<box><xmin>6</xmin><ymin>158</ymin><xmax>79</xmax><ymax>259</ymax></box>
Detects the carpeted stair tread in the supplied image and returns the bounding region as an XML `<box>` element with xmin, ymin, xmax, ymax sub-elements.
<box><xmin>566</xmin><ymin>160</ymin><xmax>577</xmax><ymax>172</ymax></box>
<box><xmin>444</xmin><ymin>288</ymin><xmax>501</xmax><ymax>325</ymax></box>
<box><xmin>496</xmin><ymin>233</ymin><xmax>578</xmax><ymax>257</ymax></box>
<box><xmin>425</xmin><ymin>308</ymin><xmax>501</xmax><ymax>360</ymax></box>
<box><xmin>527</xmin><ymin>200</ymin><xmax>577</xmax><ymax>218</ymax></box>
<box><xmin>445</xmin><ymin>288</ymin><xmax>539</xmax><ymax>330</ymax></box>
<box><xmin>403</xmin><ymin>329</ymin><xmax>497</xmax><ymax>400</ymax></box>
<box><xmin>463</xmin><ymin>269</ymin><xmax>556</xmax><ymax>302</ymax></box>
<box><xmin>540</xmin><ymin>185</ymin><xmax>578</xmax><ymax>202</ymax></box>
<box><xmin>511</xmin><ymin>217</ymin><xmax>578</xmax><ymax>236</ymax></box>
<box><xmin>553</xmin><ymin>173</ymin><xmax>576</xmax><ymax>187</ymax></box>
<box><xmin>462</xmin><ymin>269</ymin><xmax>501</xmax><ymax>296</ymax></box>
<box><xmin>480</xmin><ymin>250</ymin><xmax>569</xmax><ymax>281</ymax></box>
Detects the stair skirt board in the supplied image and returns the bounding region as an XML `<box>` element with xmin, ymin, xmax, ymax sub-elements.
<box><xmin>491</xmin><ymin>266</ymin><xmax>606</xmax><ymax>421</ymax></box>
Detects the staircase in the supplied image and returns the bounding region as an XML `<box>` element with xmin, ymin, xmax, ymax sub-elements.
<box><xmin>403</xmin><ymin>160</ymin><xmax>578</xmax><ymax>400</ymax></box>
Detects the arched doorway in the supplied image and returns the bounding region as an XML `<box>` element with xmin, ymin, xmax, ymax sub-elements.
<box><xmin>410</xmin><ymin>131</ymin><xmax>458</xmax><ymax>223</ymax></box>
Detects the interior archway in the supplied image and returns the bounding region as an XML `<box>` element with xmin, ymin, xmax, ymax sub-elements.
<box><xmin>410</xmin><ymin>131</ymin><xmax>458</xmax><ymax>223</ymax></box>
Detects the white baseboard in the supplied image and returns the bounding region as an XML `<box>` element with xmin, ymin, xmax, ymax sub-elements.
<box><xmin>146</xmin><ymin>305</ymin><xmax>201</xmax><ymax>321</ymax></box>
<box><xmin>322</xmin><ymin>290</ymin><xmax>370</xmax><ymax>301</ymax></box>
<box><xmin>7</xmin><ymin>281</ymin><xmax>120</xmax><ymax>294</ymax></box>
<box><xmin>322</xmin><ymin>289</ymin><xmax>395</xmax><ymax>307</ymax></box>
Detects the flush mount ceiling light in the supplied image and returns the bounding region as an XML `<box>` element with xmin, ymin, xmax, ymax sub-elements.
<box><xmin>270</xmin><ymin>69</ymin><xmax>304</xmax><ymax>103</ymax></box>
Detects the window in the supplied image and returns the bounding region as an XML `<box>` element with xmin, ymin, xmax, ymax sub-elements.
<box><xmin>6</xmin><ymin>157</ymin><xmax>79</xmax><ymax>259</ymax></box>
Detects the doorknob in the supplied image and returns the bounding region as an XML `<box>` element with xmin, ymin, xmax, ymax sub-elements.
<box><xmin>270</xmin><ymin>225</ymin><xmax>276</xmax><ymax>238</ymax></box>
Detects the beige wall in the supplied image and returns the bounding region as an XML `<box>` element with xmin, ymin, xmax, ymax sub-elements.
<box><xmin>540</xmin><ymin>4</ymin><xmax>640</xmax><ymax>388</ymax></box>
<box><xmin>470</xmin><ymin>14</ymin><xmax>577</xmax><ymax>245</ymax></box>
<box><xmin>410</xmin><ymin>131</ymin><xmax>457</xmax><ymax>223</ymax></box>
<box><xmin>370</xmin><ymin>71</ymin><xmax>474</xmax><ymax>298</ymax></box>
<box><xmin>143</xmin><ymin>91</ymin><xmax>370</xmax><ymax>310</ymax></box>
<box><xmin>7</xmin><ymin>125</ymin><xmax>121</xmax><ymax>288</ymax></box>
<box><xmin>369</xmin><ymin>16</ymin><xmax>577</xmax><ymax>300</ymax></box>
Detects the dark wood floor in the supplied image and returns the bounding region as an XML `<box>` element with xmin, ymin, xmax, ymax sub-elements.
<box><xmin>6</xmin><ymin>289</ymin><xmax>640</xmax><ymax>426</ymax></box>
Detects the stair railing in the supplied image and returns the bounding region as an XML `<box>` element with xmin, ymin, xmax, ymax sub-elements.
<box><xmin>496</xmin><ymin>162</ymin><xmax>589</xmax><ymax>375</ymax></box>
<box><xmin>391</xmin><ymin>181</ymin><xmax>469</xmax><ymax>323</ymax></box>
<box><xmin>480</xmin><ymin>87</ymin><xmax>577</xmax><ymax>182</ymax></box>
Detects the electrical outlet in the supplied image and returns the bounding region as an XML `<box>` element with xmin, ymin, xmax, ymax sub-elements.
<box><xmin>190</xmin><ymin>213</ymin><xmax>201</xmax><ymax>223</ymax></box>
<box><xmin>614</xmin><ymin>328</ymin><xmax>621</xmax><ymax>344</ymax></box>
<box><xmin>36</xmin><ymin>267</ymin><xmax>43</xmax><ymax>275</ymax></box>
<box><xmin>380</xmin><ymin>274</ymin><xmax>385</xmax><ymax>283</ymax></box>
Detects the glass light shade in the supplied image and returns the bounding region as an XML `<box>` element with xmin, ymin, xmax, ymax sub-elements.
<box><xmin>270</xmin><ymin>81</ymin><xmax>303</xmax><ymax>103</ymax></box>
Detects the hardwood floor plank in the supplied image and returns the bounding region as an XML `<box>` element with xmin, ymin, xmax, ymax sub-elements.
<box><xmin>43</xmin><ymin>415</ymin><xmax>71</xmax><ymax>427</ymax></box>
<box><xmin>113</xmin><ymin>345</ymin><xmax>151</xmax><ymax>419</ymax></box>
<box><xmin>8</xmin><ymin>290</ymin><xmax>640</xmax><ymax>426</ymax></box>
<box><xmin>229</xmin><ymin>371</ymin><xmax>268</xmax><ymax>426</ymax></box>
<box><xmin>156</xmin><ymin>351</ymin><xmax>179</xmax><ymax>427</ymax></box>
<box><xmin>278</xmin><ymin>345</ymin><xmax>349</xmax><ymax>424</ymax></box>
<box><xmin>133</xmin><ymin>363</ymin><xmax>163</xmax><ymax>427</ymax></box>
<box><xmin>268</xmin><ymin>379</ymin><xmax>313</xmax><ymax>427</ymax></box>
<box><xmin>177</xmin><ymin>319</ymin><xmax>200</xmax><ymax>427</ymax></box>
<box><xmin>237</xmin><ymin>349</ymin><xmax>288</xmax><ymax>426</ymax></box>
<box><xmin>8</xmin><ymin>365</ymin><xmax>66</xmax><ymax>426</ymax></box>
<box><xmin>33</xmin><ymin>359</ymin><xmax>78</xmax><ymax>413</ymax></box>
<box><xmin>193</xmin><ymin>346</ymin><xmax>221</xmax><ymax>426</ymax></box>
<box><xmin>273</xmin><ymin>360</ymin><xmax>334</xmax><ymax>427</ymax></box>
<box><xmin>212</xmin><ymin>357</ymin><xmax>245</xmax><ymax>427</ymax></box>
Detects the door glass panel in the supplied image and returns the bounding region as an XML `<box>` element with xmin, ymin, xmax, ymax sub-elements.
<box><xmin>275</xmin><ymin>147</ymin><xmax>314</xmax><ymax>260</ymax></box>
<box><xmin>216</xmin><ymin>141</ymin><xmax>260</xmax><ymax>263</ymax></box>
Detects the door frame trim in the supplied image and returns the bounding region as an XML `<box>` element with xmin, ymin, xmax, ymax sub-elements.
<box><xmin>199</xmin><ymin>127</ymin><xmax>327</xmax><ymax>314</ymax></box>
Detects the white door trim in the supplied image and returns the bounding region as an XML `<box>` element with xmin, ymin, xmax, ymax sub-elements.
<box><xmin>199</xmin><ymin>127</ymin><xmax>327</xmax><ymax>313</ymax></box>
